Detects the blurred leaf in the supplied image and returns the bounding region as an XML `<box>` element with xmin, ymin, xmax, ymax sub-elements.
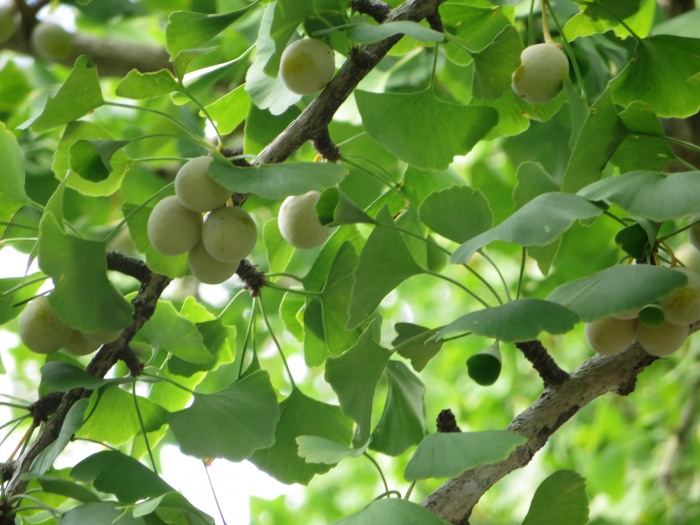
<box><xmin>116</xmin><ymin>69</ymin><xmax>180</xmax><ymax>99</ymax></box>
<box><xmin>60</xmin><ymin>502</ymin><xmax>148</xmax><ymax>525</ymax></box>
<box><xmin>522</xmin><ymin>470</ymin><xmax>588</xmax><ymax>525</ymax></box>
<box><xmin>72</xmin><ymin>450</ymin><xmax>172</xmax><ymax>503</ymax></box>
<box><xmin>335</xmin><ymin>499</ymin><xmax>451</xmax><ymax>524</ymax></box>
<box><xmin>0</xmin><ymin>274</ymin><xmax>43</xmax><ymax>324</ymax></box>
<box><xmin>279</xmin><ymin>292</ymin><xmax>305</xmax><ymax>341</ymax></box>
<box><xmin>29</xmin><ymin>56</ymin><xmax>104</xmax><ymax>133</ymax></box>
<box><xmin>355</xmin><ymin>89</ymin><xmax>498</xmax><ymax>170</ymax></box>
<box><xmin>348</xmin><ymin>208</ymin><xmax>424</xmax><ymax>330</ymax></box>
<box><xmin>441</xmin><ymin>4</ymin><xmax>511</xmax><ymax>66</ymax></box>
<box><xmin>346</xmin><ymin>21</ymin><xmax>444</xmax><ymax>43</ymax></box>
<box><xmin>437</xmin><ymin>299</ymin><xmax>579</xmax><ymax>343</ymax></box>
<box><xmin>610</xmin><ymin>35</ymin><xmax>700</xmax><ymax>118</ymax></box>
<box><xmin>31</xmin><ymin>399</ymin><xmax>88</xmax><ymax>475</ymax></box>
<box><xmin>209</xmin><ymin>159</ymin><xmax>348</xmax><ymax>199</ymax></box>
<box><xmin>404</xmin><ymin>431</ymin><xmax>527</xmax><ymax>480</ymax></box>
<box><xmin>166</xmin><ymin>7</ymin><xmax>252</xmax><ymax>58</ymax></box>
<box><xmin>451</xmin><ymin>193</ymin><xmax>602</xmax><ymax>264</ymax></box>
<box><xmin>250</xmin><ymin>388</ymin><xmax>353</xmax><ymax>484</ymax></box>
<box><xmin>0</xmin><ymin>123</ymin><xmax>28</xmax><ymax>236</ymax></box>
<box><xmin>33</xmin><ymin>474</ymin><xmax>99</xmax><ymax>503</ymax></box>
<box><xmin>317</xmin><ymin>188</ymin><xmax>376</xmax><ymax>226</ymax></box>
<box><xmin>472</xmin><ymin>25</ymin><xmax>522</xmax><ymax>99</ymax></box>
<box><xmin>547</xmin><ymin>264</ymin><xmax>687</xmax><ymax>321</ymax></box>
<box><xmin>40</xmin><ymin>362</ymin><xmax>110</xmax><ymax>392</ymax></box>
<box><xmin>264</xmin><ymin>218</ymin><xmax>295</xmax><ymax>275</ymax></box>
<box><xmin>169</xmin><ymin>371</ymin><xmax>280</xmax><ymax>461</ymax></box>
<box><xmin>419</xmin><ymin>185</ymin><xmax>493</xmax><ymax>244</ymax></box>
<box><xmin>297</xmin><ymin>436</ymin><xmax>367</xmax><ymax>464</ymax></box>
<box><xmin>578</xmin><ymin>0</ymin><xmax>641</xmax><ymax>21</ymax></box>
<box><xmin>325</xmin><ymin>325</ymin><xmax>392</xmax><ymax>444</ymax></box>
<box><xmin>612</xmin><ymin>102</ymin><xmax>674</xmax><ymax>172</ymax></box>
<box><xmin>132</xmin><ymin>492</ymin><xmax>214</xmax><ymax>524</ymax></box>
<box><xmin>578</xmin><ymin>171</ymin><xmax>700</xmax><ymax>221</ymax></box>
<box><xmin>371</xmin><ymin>361</ymin><xmax>426</xmax><ymax>456</ymax></box>
<box><xmin>39</xmin><ymin>213</ymin><xmax>133</xmax><ymax>332</ymax></box>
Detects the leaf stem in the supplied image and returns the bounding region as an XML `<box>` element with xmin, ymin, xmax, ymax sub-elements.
<box><xmin>425</xmin><ymin>270</ymin><xmax>490</xmax><ymax>307</ymax></box>
<box><xmin>363</xmin><ymin>452</ymin><xmax>391</xmax><ymax>495</ymax></box>
<box><xmin>544</xmin><ymin>0</ymin><xmax>586</xmax><ymax>98</ymax></box>
<box><xmin>516</xmin><ymin>247</ymin><xmax>526</xmax><ymax>300</ymax></box>
<box><xmin>264</xmin><ymin>282</ymin><xmax>321</xmax><ymax>297</ymax></box>
<box><xmin>202</xmin><ymin>461</ymin><xmax>228</xmax><ymax>525</ymax></box>
<box><xmin>404</xmin><ymin>480</ymin><xmax>417</xmax><ymax>500</ymax></box>
<box><xmin>139</xmin><ymin>372</ymin><xmax>196</xmax><ymax>395</ymax></box>
<box><xmin>132</xmin><ymin>382</ymin><xmax>158</xmax><ymax>473</ymax></box>
<box><xmin>0</xmin><ymin>276</ymin><xmax>49</xmax><ymax>298</ymax></box>
<box><xmin>0</xmin><ymin>221</ymin><xmax>38</xmax><ymax>231</ymax></box>
<box><xmin>237</xmin><ymin>306</ymin><xmax>256</xmax><ymax>380</ymax></box>
<box><xmin>475</xmin><ymin>250</ymin><xmax>509</xmax><ymax>303</ymax></box>
<box><xmin>257</xmin><ymin>293</ymin><xmax>297</xmax><ymax>389</ymax></box>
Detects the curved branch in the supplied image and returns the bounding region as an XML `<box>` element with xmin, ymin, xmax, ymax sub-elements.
<box><xmin>422</xmin><ymin>330</ymin><xmax>700</xmax><ymax>524</ymax></box>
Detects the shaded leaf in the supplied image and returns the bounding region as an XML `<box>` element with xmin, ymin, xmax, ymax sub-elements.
<box><xmin>325</xmin><ymin>325</ymin><xmax>392</xmax><ymax>444</ymax></box>
<box><xmin>31</xmin><ymin>400</ymin><xmax>88</xmax><ymax>475</ymax></box>
<box><xmin>40</xmin><ymin>362</ymin><xmax>110</xmax><ymax>392</ymax></box>
<box><xmin>116</xmin><ymin>69</ymin><xmax>180</xmax><ymax>99</ymax></box>
<box><xmin>60</xmin><ymin>502</ymin><xmax>148</xmax><ymax>525</ymax></box>
<box><xmin>169</xmin><ymin>371</ymin><xmax>280</xmax><ymax>461</ymax></box>
<box><xmin>437</xmin><ymin>299</ymin><xmax>579</xmax><ymax>343</ymax></box>
<box><xmin>579</xmin><ymin>0</ymin><xmax>642</xmax><ymax>21</ymax></box>
<box><xmin>355</xmin><ymin>89</ymin><xmax>497</xmax><ymax>170</ymax></box>
<box><xmin>0</xmin><ymin>275</ymin><xmax>43</xmax><ymax>324</ymax></box>
<box><xmin>547</xmin><ymin>264</ymin><xmax>687</xmax><ymax>321</ymax></box>
<box><xmin>335</xmin><ymin>499</ymin><xmax>451</xmax><ymax>525</ymax></box>
<box><xmin>0</xmin><ymin>123</ymin><xmax>28</xmax><ymax>236</ymax></box>
<box><xmin>419</xmin><ymin>185</ymin><xmax>493</xmax><ymax>244</ymax></box>
<box><xmin>451</xmin><ymin>193</ymin><xmax>603</xmax><ymax>264</ymax></box>
<box><xmin>29</xmin><ymin>56</ymin><xmax>104</xmax><ymax>133</ymax></box>
<box><xmin>522</xmin><ymin>470</ymin><xmax>589</xmax><ymax>525</ymax></box>
<box><xmin>166</xmin><ymin>7</ymin><xmax>252</xmax><ymax>58</ymax></box>
<box><xmin>346</xmin><ymin>21</ymin><xmax>444</xmax><ymax>44</ymax></box>
<box><xmin>472</xmin><ymin>25</ymin><xmax>522</xmax><ymax>99</ymax></box>
<box><xmin>317</xmin><ymin>188</ymin><xmax>376</xmax><ymax>226</ymax></box>
<box><xmin>392</xmin><ymin>323</ymin><xmax>443</xmax><ymax>372</ymax></box>
<box><xmin>69</xmin><ymin>139</ymin><xmax>129</xmax><ymax>182</ymax></box>
<box><xmin>250</xmin><ymin>388</ymin><xmax>353</xmax><ymax>484</ymax></box>
<box><xmin>404</xmin><ymin>431</ymin><xmax>527</xmax><ymax>481</ymax></box>
<box><xmin>297</xmin><ymin>436</ymin><xmax>367</xmax><ymax>465</ymax></box>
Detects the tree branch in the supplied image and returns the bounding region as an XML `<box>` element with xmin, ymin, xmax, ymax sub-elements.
<box><xmin>515</xmin><ymin>340</ymin><xmax>570</xmax><ymax>386</ymax></box>
<box><xmin>422</xmin><ymin>338</ymin><xmax>678</xmax><ymax>524</ymax></box>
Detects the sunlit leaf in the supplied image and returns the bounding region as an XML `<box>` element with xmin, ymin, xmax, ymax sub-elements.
<box><xmin>578</xmin><ymin>0</ymin><xmax>642</xmax><ymax>21</ymax></box>
<box><xmin>250</xmin><ymin>388</ymin><xmax>353</xmax><ymax>484</ymax></box>
<box><xmin>297</xmin><ymin>436</ymin><xmax>367</xmax><ymax>465</ymax></box>
<box><xmin>204</xmin><ymin>84</ymin><xmax>250</xmax><ymax>135</ymax></box>
<box><xmin>169</xmin><ymin>371</ymin><xmax>280</xmax><ymax>461</ymax></box>
<box><xmin>610</xmin><ymin>35</ymin><xmax>700</xmax><ymax>118</ymax></box>
<box><xmin>0</xmin><ymin>274</ymin><xmax>43</xmax><ymax>324</ymax></box>
<box><xmin>325</xmin><ymin>325</ymin><xmax>392</xmax><ymax>444</ymax></box>
<box><xmin>437</xmin><ymin>299</ymin><xmax>579</xmax><ymax>343</ymax></box>
<box><xmin>116</xmin><ymin>69</ymin><xmax>180</xmax><ymax>99</ymax></box>
<box><xmin>317</xmin><ymin>188</ymin><xmax>376</xmax><ymax>226</ymax></box>
<box><xmin>69</xmin><ymin>139</ymin><xmax>129</xmax><ymax>182</ymax></box>
<box><xmin>0</xmin><ymin>123</ymin><xmax>28</xmax><ymax>236</ymax></box>
<box><xmin>404</xmin><ymin>431</ymin><xmax>527</xmax><ymax>480</ymax></box>
<box><xmin>334</xmin><ymin>499</ymin><xmax>451</xmax><ymax>525</ymax></box>
<box><xmin>209</xmin><ymin>159</ymin><xmax>348</xmax><ymax>199</ymax></box>
<box><xmin>166</xmin><ymin>7</ymin><xmax>252</xmax><ymax>57</ymax></box>
<box><xmin>264</xmin><ymin>218</ymin><xmax>295</xmax><ymax>276</ymax></box>
<box><xmin>547</xmin><ymin>264</ymin><xmax>687</xmax><ymax>321</ymax></box>
<box><xmin>522</xmin><ymin>470</ymin><xmax>589</xmax><ymax>525</ymax></box>
<box><xmin>451</xmin><ymin>193</ymin><xmax>602</xmax><ymax>264</ymax></box>
<box><xmin>577</xmin><ymin>171</ymin><xmax>700</xmax><ymax>222</ymax></box>
<box><xmin>29</xmin><ymin>56</ymin><xmax>104</xmax><ymax>133</ymax></box>
<box><xmin>355</xmin><ymin>89</ymin><xmax>498</xmax><ymax>170</ymax></box>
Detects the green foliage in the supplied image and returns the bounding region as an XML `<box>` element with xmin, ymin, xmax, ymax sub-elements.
<box><xmin>1</xmin><ymin>0</ymin><xmax>699</xmax><ymax>523</ymax></box>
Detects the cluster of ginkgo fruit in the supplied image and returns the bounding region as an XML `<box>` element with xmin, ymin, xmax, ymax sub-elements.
<box><xmin>586</xmin><ymin>230</ymin><xmax>700</xmax><ymax>358</ymax></box>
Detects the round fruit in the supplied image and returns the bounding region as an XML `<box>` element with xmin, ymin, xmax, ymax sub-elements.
<box><xmin>31</xmin><ymin>21</ymin><xmax>74</xmax><ymax>60</ymax></box>
<box><xmin>637</xmin><ymin>320</ymin><xmax>689</xmax><ymax>357</ymax></box>
<box><xmin>278</xmin><ymin>191</ymin><xmax>331</xmax><ymax>249</ymax></box>
<box><xmin>18</xmin><ymin>296</ymin><xmax>73</xmax><ymax>354</ymax></box>
<box><xmin>188</xmin><ymin>241</ymin><xmax>239</xmax><ymax>284</ymax></box>
<box><xmin>202</xmin><ymin>206</ymin><xmax>257</xmax><ymax>263</ymax></box>
<box><xmin>174</xmin><ymin>156</ymin><xmax>231</xmax><ymax>213</ymax></box>
<box><xmin>585</xmin><ymin>316</ymin><xmax>637</xmax><ymax>356</ymax></box>
<box><xmin>147</xmin><ymin>196</ymin><xmax>203</xmax><ymax>256</ymax></box>
<box><xmin>279</xmin><ymin>38</ymin><xmax>335</xmax><ymax>95</ymax></box>
<box><xmin>611</xmin><ymin>308</ymin><xmax>639</xmax><ymax>321</ymax></box>
<box><xmin>658</xmin><ymin>267</ymin><xmax>700</xmax><ymax>326</ymax></box>
<box><xmin>511</xmin><ymin>43</ymin><xmax>569</xmax><ymax>104</ymax></box>
<box><xmin>64</xmin><ymin>331</ymin><xmax>100</xmax><ymax>356</ymax></box>
<box><xmin>0</xmin><ymin>6</ymin><xmax>17</xmax><ymax>45</ymax></box>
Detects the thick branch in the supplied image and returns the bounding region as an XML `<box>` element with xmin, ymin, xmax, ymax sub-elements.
<box><xmin>515</xmin><ymin>340</ymin><xmax>570</xmax><ymax>386</ymax></box>
<box><xmin>423</xmin><ymin>342</ymin><xmax>660</xmax><ymax>524</ymax></box>
<box><xmin>3</xmin><ymin>26</ymin><xmax>171</xmax><ymax>76</ymax></box>
<box><xmin>257</xmin><ymin>0</ymin><xmax>446</xmax><ymax>164</ymax></box>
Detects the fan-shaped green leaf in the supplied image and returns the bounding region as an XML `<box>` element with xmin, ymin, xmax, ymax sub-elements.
<box><xmin>472</xmin><ymin>25</ymin><xmax>522</xmax><ymax>99</ymax></box>
<box><xmin>166</xmin><ymin>7</ymin><xmax>252</xmax><ymax>58</ymax></box>
<box><xmin>419</xmin><ymin>185</ymin><xmax>493</xmax><ymax>244</ymax></box>
<box><xmin>334</xmin><ymin>499</ymin><xmax>451</xmax><ymax>525</ymax></box>
<box><xmin>522</xmin><ymin>470</ymin><xmax>588</xmax><ymax>525</ymax></box>
<box><xmin>404</xmin><ymin>431</ymin><xmax>526</xmax><ymax>481</ymax></box>
<box><xmin>392</xmin><ymin>323</ymin><xmax>443</xmax><ymax>372</ymax></box>
<box><xmin>169</xmin><ymin>371</ymin><xmax>280</xmax><ymax>461</ymax></box>
<box><xmin>451</xmin><ymin>193</ymin><xmax>602</xmax><ymax>264</ymax></box>
<box><xmin>547</xmin><ymin>264</ymin><xmax>687</xmax><ymax>321</ymax></box>
<box><xmin>346</xmin><ymin>21</ymin><xmax>444</xmax><ymax>44</ymax></box>
<box><xmin>297</xmin><ymin>436</ymin><xmax>367</xmax><ymax>465</ymax></box>
<box><xmin>0</xmin><ymin>123</ymin><xmax>28</xmax><ymax>236</ymax></box>
<box><xmin>437</xmin><ymin>299</ymin><xmax>579</xmax><ymax>343</ymax></box>
<box><xmin>116</xmin><ymin>69</ymin><xmax>180</xmax><ymax>99</ymax></box>
<box><xmin>355</xmin><ymin>89</ymin><xmax>497</xmax><ymax>170</ymax></box>
<box><xmin>578</xmin><ymin>170</ymin><xmax>700</xmax><ymax>221</ymax></box>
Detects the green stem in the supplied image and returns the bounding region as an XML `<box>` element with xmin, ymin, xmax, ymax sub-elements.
<box><xmin>237</xmin><ymin>305</ymin><xmax>256</xmax><ymax>380</ymax></box>
<box><xmin>7</xmin><ymin>495</ymin><xmax>60</xmax><ymax>520</ymax></box>
<box><xmin>257</xmin><ymin>294</ymin><xmax>297</xmax><ymax>389</ymax></box>
<box><xmin>516</xmin><ymin>247</ymin><xmax>526</xmax><ymax>300</ymax></box>
<box><xmin>544</xmin><ymin>0</ymin><xmax>586</xmax><ymax>98</ymax></box>
<box><xmin>132</xmin><ymin>382</ymin><xmax>158</xmax><ymax>473</ymax></box>
<box><xmin>215</xmin><ymin>288</ymin><xmax>249</xmax><ymax>320</ymax></box>
<box><xmin>0</xmin><ymin>221</ymin><xmax>38</xmax><ymax>231</ymax></box>
<box><xmin>0</xmin><ymin>401</ymin><xmax>29</xmax><ymax>410</ymax></box>
<box><xmin>265</xmin><ymin>282</ymin><xmax>321</xmax><ymax>297</ymax></box>
<box><xmin>443</xmin><ymin>33</ymin><xmax>476</xmax><ymax>55</ymax></box>
<box><xmin>265</xmin><ymin>272</ymin><xmax>306</xmax><ymax>283</ymax></box>
<box><xmin>474</xmin><ymin>250</ymin><xmax>508</xmax><ymax>303</ymax></box>
<box><xmin>439</xmin><ymin>331</ymin><xmax>472</xmax><ymax>343</ymax></box>
<box><xmin>335</xmin><ymin>132</ymin><xmax>367</xmax><ymax>149</ymax></box>
<box><xmin>658</xmin><ymin>218</ymin><xmax>700</xmax><ymax>242</ymax></box>
<box><xmin>404</xmin><ymin>481</ymin><xmax>417</xmax><ymax>500</ymax></box>
<box><xmin>0</xmin><ymin>276</ymin><xmax>49</xmax><ymax>298</ymax></box>
<box><xmin>178</xmin><ymin>84</ymin><xmax>223</xmax><ymax>147</ymax></box>
<box><xmin>364</xmin><ymin>453</ymin><xmax>391</xmax><ymax>495</ymax></box>
<box><xmin>139</xmin><ymin>372</ymin><xmax>196</xmax><ymax>395</ymax></box>
<box><xmin>0</xmin><ymin>415</ymin><xmax>30</xmax><ymax>442</ymax></box>
<box><xmin>528</xmin><ymin>0</ymin><xmax>536</xmax><ymax>47</ymax></box>
<box><xmin>202</xmin><ymin>461</ymin><xmax>229</xmax><ymax>525</ymax></box>
<box><xmin>664</xmin><ymin>134</ymin><xmax>700</xmax><ymax>154</ymax></box>
<box><xmin>425</xmin><ymin>270</ymin><xmax>490</xmax><ymax>307</ymax></box>
<box><xmin>603</xmin><ymin>210</ymin><xmax>630</xmax><ymax>227</ymax></box>
<box><xmin>341</xmin><ymin>156</ymin><xmax>402</xmax><ymax>196</ymax></box>
<box><xmin>131</xmin><ymin>156</ymin><xmax>193</xmax><ymax>164</ymax></box>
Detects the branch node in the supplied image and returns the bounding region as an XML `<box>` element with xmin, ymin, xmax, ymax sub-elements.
<box><xmin>28</xmin><ymin>392</ymin><xmax>64</xmax><ymax>423</ymax></box>
<box><xmin>350</xmin><ymin>0</ymin><xmax>391</xmax><ymax>22</ymax></box>
<box><xmin>107</xmin><ymin>251</ymin><xmax>152</xmax><ymax>282</ymax></box>
<box><xmin>312</xmin><ymin>128</ymin><xmax>341</xmax><ymax>162</ymax></box>
<box><xmin>437</xmin><ymin>409</ymin><xmax>462</xmax><ymax>433</ymax></box>
<box><xmin>515</xmin><ymin>340</ymin><xmax>570</xmax><ymax>387</ymax></box>
<box><xmin>119</xmin><ymin>346</ymin><xmax>145</xmax><ymax>376</ymax></box>
<box><xmin>236</xmin><ymin>259</ymin><xmax>266</xmax><ymax>297</ymax></box>
<box><xmin>427</xmin><ymin>11</ymin><xmax>444</xmax><ymax>33</ymax></box>
<box><xmin>350</xmin><ymin>46</ymin><xmax>374</xmax><ymax>68</ymax></box>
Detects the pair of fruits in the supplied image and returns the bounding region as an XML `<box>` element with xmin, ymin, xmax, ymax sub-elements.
<box><xmin>586</xmin><ymin>267</ymin><xmax>700</xmax><ymax>357</ymax></box>
<box><xmin>147</xmin><ymin>156</ymin><xmax>256</xmax><ymax>285</ymax></box>
<box><xmin>19</xmin><ymin>296</ymin><xmax>121</xmax><ymax>356</ymax></box>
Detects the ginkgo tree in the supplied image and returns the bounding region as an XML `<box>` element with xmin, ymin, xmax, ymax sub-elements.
<box><xmin>1</xmin><ymin>0</ymin><xmax>700</xmax><ymax>524</ymax></box>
